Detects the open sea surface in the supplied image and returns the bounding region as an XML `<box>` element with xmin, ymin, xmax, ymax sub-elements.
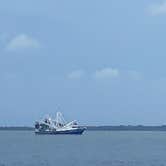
<box><xmin>0</xmin><ymin>130</ymin><xmax>166</xmax><ymax>166</ymax></box>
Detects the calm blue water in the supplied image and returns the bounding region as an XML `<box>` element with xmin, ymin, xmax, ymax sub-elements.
<box><xmin>0</xmin><ymin>131</ymin><xmax>166</xmax><ymax>166</ymax></box>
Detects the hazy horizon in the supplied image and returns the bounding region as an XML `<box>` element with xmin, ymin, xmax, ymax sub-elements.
<box><xmin>1</xmin><ymin>0</ymin><xmax>166</xmax><ymax>126</ymax></box>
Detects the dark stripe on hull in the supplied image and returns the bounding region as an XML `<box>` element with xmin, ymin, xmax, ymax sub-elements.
<box><xmin>35</xmin><ymin>128</ymin><xmax>85</xmax><ymax>135</ymax></box>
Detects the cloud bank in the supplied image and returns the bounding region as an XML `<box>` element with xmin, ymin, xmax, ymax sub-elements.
<box><xmin>6</xmin><ymin>34</ymin><xmax>40</xmax><ymax>51</ymax></box>
<box><xmin>148</xmin><ymin>1</ymin><xmax>166</xmax><ymax>16</ymax></box>
<box><xmin>67</xmin><ymin>68</ymin><xmax>142</xmax><ymax>81</ymax></box>
<box><xmin>94</xmin><ymin>68</ymin><xmax>119</xmax><ymax>79</ymax></box>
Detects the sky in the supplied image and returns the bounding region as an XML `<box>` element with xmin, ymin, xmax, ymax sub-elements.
<box><xmin>0</xmin><ymin>0</ymin><xmax>166</xmax><ymax>126</ymax></box>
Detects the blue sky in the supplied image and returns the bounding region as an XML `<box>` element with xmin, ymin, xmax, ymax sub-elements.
<box><xmin>0</xmin><ymin>0</ymin><xmax>166</xmax><ymax>126</ymax></box>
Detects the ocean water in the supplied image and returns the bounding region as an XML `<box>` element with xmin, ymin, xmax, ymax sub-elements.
<box><xmin>0</xmin><ymin>131</ymin><xmax>166</xmax><ymax>166</ymax></box>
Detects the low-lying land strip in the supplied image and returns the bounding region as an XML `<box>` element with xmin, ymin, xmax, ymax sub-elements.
<box><xmin>0</xmin><ymin>125</ymin><xmax>166</xmax><ymax>131</ymax></box>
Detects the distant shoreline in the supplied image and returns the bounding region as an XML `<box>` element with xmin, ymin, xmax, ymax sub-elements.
<box><xmin>1</xmin><ymin>125</ymin><xmax>166</xmax><ymax>131</ymax></box>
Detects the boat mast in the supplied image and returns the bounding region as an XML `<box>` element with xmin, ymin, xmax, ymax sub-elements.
<box><xmin>55</xmin><ymin>112</ymin><xmax>66</xmax><ymax>127</ymax></box>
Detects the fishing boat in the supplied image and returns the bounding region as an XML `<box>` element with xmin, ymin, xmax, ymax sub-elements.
<box><xmin>35</xmin><ymin>112</ymin><xmax>86</xmax><ymax>135</ymax></box>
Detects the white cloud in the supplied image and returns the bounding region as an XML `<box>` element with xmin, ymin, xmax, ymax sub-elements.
<box><xmin>94</xmin><ymin>68</ymin><xmax>119</xmax><ymax>79</ymax></box>
<box><xmin>67</xmin><ymin>70</ymin><xmax>85</xmax><ymax>79</ymax></box>
<box><xmin>148</xmin><ymin>1</ymin><xmax>166</xmax><ymax>16</ymax></box>
<box><xmin>6</xmin><ymin>34</ymin><xmax>40</xmax><ymax>51</ymax></box>
<box><xmin>67</xmin><ymin>68</ymin><xmax>142</xmax><ymax>81</ymax></box>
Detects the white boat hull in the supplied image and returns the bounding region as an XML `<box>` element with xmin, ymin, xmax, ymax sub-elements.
<box><xmin>35</xmin><ymin>127</ymin><xmax>86</xmax><ymax>135</ymax></box>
